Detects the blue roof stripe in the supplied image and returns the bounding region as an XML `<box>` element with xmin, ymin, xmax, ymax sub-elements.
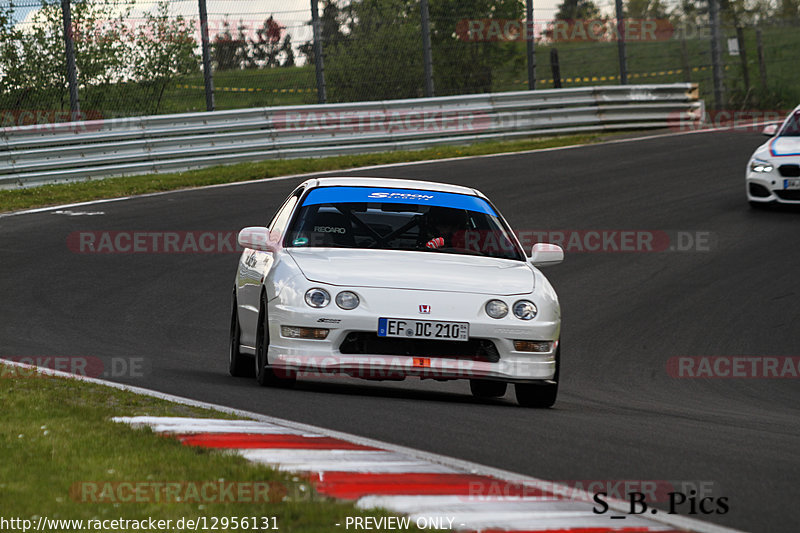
<box><xmin>302</xmin><ymin>186</ymin><xmax>497</xmax><ymax>215</ymax></box>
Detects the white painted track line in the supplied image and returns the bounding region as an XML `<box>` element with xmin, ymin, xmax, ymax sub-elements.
<box><xmin>2</xmin><ymin>359</ymin><xmax>747</xmax><ymax>533</ymax></box>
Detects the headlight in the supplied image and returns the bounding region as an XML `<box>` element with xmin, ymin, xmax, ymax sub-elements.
<box><xmin>335</xmin><ymin>291</ymin><xmax>360</xmax><ymax>310</ymax></box>
<box><xmin>512</xmin><ymin>300</ymin><xmax>538</xmax><ymax>320</ymax></box>
<box><xmin>750</xmin><ymin>159</ymin><xmax>774</xmax><ymax>173</ymax></box>
<box><xmin>304</xmin><ymin>288</ymin><xmax>330</xmax><ymax>308</ymax></box>
<box><xmin>485</xmin><ymin>299</ymin><xmax>508</xmax><ymax>319</ymax></box>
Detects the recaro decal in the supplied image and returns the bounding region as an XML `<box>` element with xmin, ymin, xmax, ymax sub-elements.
<box><xmin>314</xmin><ymin>226</ymin><xmax>347</xmax><ymax>234</ymax></box>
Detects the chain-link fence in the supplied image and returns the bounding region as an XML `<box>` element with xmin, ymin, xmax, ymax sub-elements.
<box><xmin>1</xmin><ymin>0</ymin><xmax>799</xmax><ymax>127</ymax></box>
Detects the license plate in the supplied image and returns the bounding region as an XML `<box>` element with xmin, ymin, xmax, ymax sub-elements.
<box><xmin>378</xmin><ymin>318</ymin><xmax>469</xmax><ymax>341</ymax></box>
<box><xmin>785</xmin><ymin>179</ymin><xmax>800</xmax><ymax>189</ymax></box>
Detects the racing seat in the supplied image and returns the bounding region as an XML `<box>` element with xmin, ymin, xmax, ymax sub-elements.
<box><xmin>308</xmin><ymin>210</ymin><xmax>355</xmax><ymax>247</ymax></box>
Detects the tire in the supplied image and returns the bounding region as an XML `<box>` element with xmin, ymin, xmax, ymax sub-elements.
<box><xmin>469</xmin><ymin>379</ymin><xmax>507</xmax><ymax>398</ymax></box>
<box><xmin>748</xmin><ymin>200</ymin><xmax>771</xmax><ymax>210</ymax></box>
<box><xmin>229</xmin><ymin>294</ymin><xmax>254</xmax><ymax>377</ymax></box>
<box><xmin>515</xmin><ymin>344</ymin><xmax>560</xmax><ymax>408</ymax></box>
<box><xmin>255</xmin><ymin>292</ymin><xmax>296</xmax><ymax>388</ymax></box>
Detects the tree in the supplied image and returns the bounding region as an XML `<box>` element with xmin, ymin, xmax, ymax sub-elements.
<box><xmin>429</xmin><ymin>0</ymin><xmax>524</xmax><ymax>96</ymax></box>
<box><xmin>776</xmin><ymin>0</ymin><xmax>800</xmax><ymax>19</ymax></box>
<box><xmin>249</xmin><ymin>15</ymin><xmax>284</xmax><ymax>68</ymax></box>
<box><xmin>324</xmin><ymin>0</ymin><xmax>424</xmax><ymax>101</ymax></box>
<box><xmin>281</xmin><ymin>34</ymin><xmax>295</xmax><ymax>67</ymax></box>
<box><xmin>554</xmin><ymin>0</ymin><xmax>601</xmax><ymax>20</ymax></box>
<box><xmin>0</xmin><ymin>0</ymin><xmax>198</xmax><ymax>118</ymax></box>
<box><xmin>626</xmin><ymin>0</ymin><xmax>669</xmax><ymax>18</ymax></box>
<box><xmin>128</xmin><ymin>1</ymin><xmax>199</xmax><ymax>114</ymax></box>
<box><xmin>300</xmin><ymin>1</ymin><xmax>347</xmax><ymax>65</ymax></box>
<box><xmin>0</xmin><ymin>0</ymin><xmax>131</xmax><ymax>114</ymax></box>
<box><xmin>322</xmin><ymin>0</ymin><xmax>523</xmax><ymax>102</ymax></box>
<box><xmin>213</xmin><ymin>19</ymin><xmax>244</xmax><ymax>70</ymax></box>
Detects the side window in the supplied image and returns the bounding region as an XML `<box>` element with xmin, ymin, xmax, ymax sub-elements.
<box><xmin>269</xmin><ymin>190</ymin><xmax>302</xmax><ymax>239</ymax></box>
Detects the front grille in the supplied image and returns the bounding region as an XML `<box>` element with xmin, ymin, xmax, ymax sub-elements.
<box><xmin>749</xmin><ymin>183</ymin><xmax>771</xmax><ymax>198</ymax></box>
<box><xmin>775</xmin><ymin>190</ymin><xmax>800</xmax><ymax>201</ymax></box>
<box><xmin>339</xmin><ymin>332</ymin><xmax>500</xmax><ymax>362</ymax></box>
<box><xmin>778</xmin><ymin>164</ymin><xmax>800</xmax><ymax>177</ymax></box>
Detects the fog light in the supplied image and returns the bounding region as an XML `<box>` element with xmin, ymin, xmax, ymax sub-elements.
<box><xmin>514</xmin><ymin>340</ymin><xmax>553</xmax><ymax>352</ymax></box>
<box><xmin>281</xmin><ymin>326</ymin><xmax>329</xmax><ymax>339</ymax></box>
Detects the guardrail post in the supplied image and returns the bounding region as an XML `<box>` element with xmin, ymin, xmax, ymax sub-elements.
<box><xmin>756</xmin><ymin>28</ymin><xmax>767</xmax><ymax>90</ymax></box>
<box><xmin>61</xmin><ymin>0</ymin><xmax>81</xmax><ymax>120</ymax></box>
<box><xmin>526</xmin><ymin>0</ymin><xmax>536</xmax><ymax>90</ymax></box>
<box><xmin>550</xmin><ymin>49</ymin><xmax>561</xmax><ymax>89</ymax></box>
<box><xmin>420</xmin><ymin>0</ymin><xmax>435</xmax><ymax>97</ymax></box>
<box><xmin>614</xmin><ymin>0</ymin><xmax>628</xmax><ymax>84</ymax></box>
<box><xmin>736</xmin><ymin>26</ymin><xmax>750</xmax><ymax>96</ymax></box>
<box><xmin>709</xmin><ymin>0</ymin><xmax>725</xmax><ymax>109</ymax></box>
<box><xmin>198</xmin><ymin>0</ymin><xmax>215</xmax><ymax>111</ymax></box>
<box><xmin>311</xmin><ymin>0</ymin><xmax>327</xmax><ymax>104</ymax></box>
<box><xmin>680</xmin><ymin>38</ymin><xmax>691</xmax><ymax>82</ymax></box>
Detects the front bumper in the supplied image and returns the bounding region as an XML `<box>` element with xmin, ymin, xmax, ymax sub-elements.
<box><xmin>269</xmin><ymin>349</ymin><xmax>557</xmax><ymax>383</ymax></box>
<box><xmin>266</xmin><ymin>288</ymin><xmax>560</xmax><ymax>383</ymax></box>
<box><xmin>746</xmin><ymin>171</ymin><xmax>800</xmax><ymax>204</ymax></box>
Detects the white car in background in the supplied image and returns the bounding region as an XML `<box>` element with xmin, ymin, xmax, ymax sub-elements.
<box><xmin>229</xmin><ymin>177</ymin><xmax>563</xmax><ymax>407</ymax></box>
<box><xmin>747</xmin><ymin>105</ymin><xmax>800</xmax><ymax>206</ymax></box>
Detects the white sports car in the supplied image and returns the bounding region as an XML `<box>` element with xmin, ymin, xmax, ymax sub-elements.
<box><xmin>747</xmin><ymin>105</ymin><xmax>800</xmax><ymax>206</ymax></box>
<box><xmin>229</xmin><ymin>177</ymin><xmax>563</xmax><ymax>407</ymax></box>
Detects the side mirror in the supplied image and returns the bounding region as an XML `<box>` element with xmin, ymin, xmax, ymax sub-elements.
<box><xmin>238</xmin><ymin>227</ymin><xmax>279</xmax><ymax>252</ymax></box>
<box><xmin>529</xmin><ymin>243</ymin><xmax>564</xmax><ymax>267</ymax></box>
<box><xmin>762</xmin><ymin>124</ymin><xmax>778</xmax><ymax>137</ymax></box>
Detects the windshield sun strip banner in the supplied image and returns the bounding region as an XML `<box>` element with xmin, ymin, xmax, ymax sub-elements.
<box><xmin>301</xmin><ymin>187</ymin><xmax>498</xmax><ymax>215</ymax></box>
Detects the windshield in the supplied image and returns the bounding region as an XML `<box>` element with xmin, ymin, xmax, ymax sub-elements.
<box><xmin>284</xmin><ymin>186</ymin><xmax>524</xmax><ymax>261</ymax></box>
<box><xmin>780</xmin><ymin>111</ymin><xmax>800</xmax><ymax>136</ymax></box>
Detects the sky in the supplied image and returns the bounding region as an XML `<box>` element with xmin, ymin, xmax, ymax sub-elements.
<box><xmin>14</xmin><ymin>0</ymin><xmax>573</xmax><ymax>45</ymax></box>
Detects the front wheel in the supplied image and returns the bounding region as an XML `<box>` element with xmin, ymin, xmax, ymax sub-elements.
<box><xmin>255</xmin><ymin>293</ymin><xmax>296</xmax><ymax>388</ymax></box>
<box><xmin>515</xmin><ymin>345</ymin><xmax>560</xmax><ymax>408</ymax></box>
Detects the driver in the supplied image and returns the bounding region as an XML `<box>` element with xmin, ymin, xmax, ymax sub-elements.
<box><xmin>424</xmin><ymin>207</ymin><xmax>467</xmax><ymax>250</ymax></box>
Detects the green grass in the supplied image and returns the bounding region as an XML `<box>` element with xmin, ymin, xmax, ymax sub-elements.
<box><xmin>0</xmin><ymin>132</ymin><xmax>611</xmax><ymax>213</ymax></box>
<box><xmin>162</xmin><ymin>67</ymin><xmax>319</xmax><ymax>113</ymax></box>
<box><xmin>0</xmin><ymin>363</ymin><xmax>421</xmax><ymax>532</ymax></box>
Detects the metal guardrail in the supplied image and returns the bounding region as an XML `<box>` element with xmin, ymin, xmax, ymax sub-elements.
<box><xmin>0</xmin><ymin>84</ymin><xmax>701</xmax><ymax>188</ymax></box>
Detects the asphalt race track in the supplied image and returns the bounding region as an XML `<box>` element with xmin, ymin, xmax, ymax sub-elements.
<box><xmin>2</xmin><ymin>129</ymin><xmax>799</xmax><ymax>532</ymax></box>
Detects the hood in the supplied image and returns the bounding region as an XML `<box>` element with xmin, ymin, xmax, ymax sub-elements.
<box><xmin>759</xmin><ymin>136</ymin><xmax>800</xmax><ymax>159</ymax></box>
<box><xmin>286</xmin><ymin>248</ymin><xmax>534</xmax><ymax>295</ymax></box>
